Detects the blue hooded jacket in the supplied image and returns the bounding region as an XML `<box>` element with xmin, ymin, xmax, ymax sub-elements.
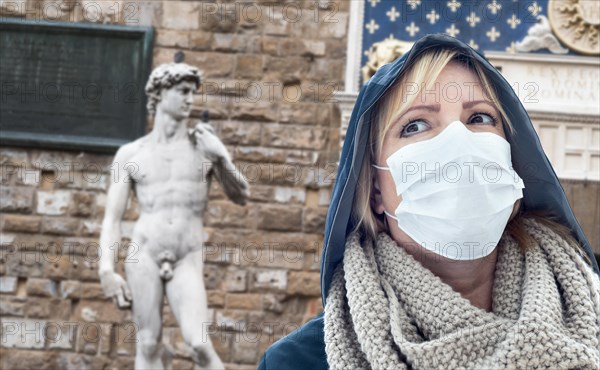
<box><xmin>258</xmin><ymin>33</ymin><xmax>600</xmax><ymax>370</ymax></box>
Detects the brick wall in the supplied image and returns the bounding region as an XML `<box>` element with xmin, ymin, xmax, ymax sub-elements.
<box><xmin>0</xmin><ymin>1</ymin><xmax>348</xmax><ymax>368</ymax></box>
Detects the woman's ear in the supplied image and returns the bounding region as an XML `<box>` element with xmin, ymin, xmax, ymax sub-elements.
<box><xmin>371</xmin><ymin>173</ymin><xmax>385</xmax><ymax>215</ymax></box>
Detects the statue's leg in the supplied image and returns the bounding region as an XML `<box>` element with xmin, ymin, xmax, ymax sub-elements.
<box><xmin>125</xmin><ymin>250</ymin><xmax>165</xmax><ymax>369</ymax></box>
<box><xmin>165</xmin><ymin>250</ymin><xmax>225</xmax><ymax>370</ymax></box>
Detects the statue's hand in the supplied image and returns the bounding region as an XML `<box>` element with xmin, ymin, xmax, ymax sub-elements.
<box><xmin>100</xmin><ymin>270</ymin><xmax>132</xmax><ymax>309</ymax></box>
<box><xmin>190</xmin><ymin>123</ymin><xmax>229</xmax><ymax>162</ymax></box>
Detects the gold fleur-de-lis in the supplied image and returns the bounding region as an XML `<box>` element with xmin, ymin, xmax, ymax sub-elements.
<box><xmin>447</xmin><ymin>0</ymin><xmax>461</xmax><ymax>12</ymax></box>
<box><xmin>386</xmin><ymin>6</ymin><xmax>400</xmax><ymax>22</ymax></box>
<box><xmin>369</xmin><ymin>0</ymin><xmax>380</xmax><ymax>7</ymax></box>
<box><xmin>507</xmin><ymin>14</ymin><xmax>521</xmax><ymax>29</ymax></box>
<box><xmin>466</xmin><ymin>11</ymin><xmax>481</xmax><ymax>27</ymax></box>
<box><xmin>406</xmin><ymin>22</ymin><xmax>420</xmax><ymax>37</ymax></box>
<box><xmin>469</xmin><ymin>39</ymin><xmax>479</xmax><ymax>50</ymax></box>
<box><xmin>505</xmin><ymin>42</ymin><xmax>517</xmax><ymax>54</ymax></box>
<box><xmin>528</xmin><ymin>1</ymin><xmax>542</xmax><ymax>17</ymax></box>
<box><xmin>365</xmin><ymin>19</ymin><xmax>380</xmax><ymax>34</ymax></box>
<box><xmin>407</xmin><ymin>0</ymin><xmax>421</xmax><ymax>10</ymax></box>
<box><xmin>445</xmin><ymin>24</ymin><xmax>460</xmax><ymax>37</ymax></box>
<box><xmin>487</xmin><ymin>0</ymin><xmax>502</xmax><ymax>15</ymax></box>
<box><xmin>486</xmin><ymin>26</ymin><xmax>501</xmax><ymax>42</ymax></box>
<box><xmin>426</xmin><ymin>9</ymin><xmax>440</xmax><ymax>24</ymax></box>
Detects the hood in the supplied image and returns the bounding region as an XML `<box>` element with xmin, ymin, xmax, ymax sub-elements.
<box><xmin>321</xmin><ymin>33</ymin><xmax>599</xmax><ymax>305</ymax></box>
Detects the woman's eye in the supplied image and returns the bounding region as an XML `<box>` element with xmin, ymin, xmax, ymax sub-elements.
<box><xmin>400</xmin><ymin>120</ymin><xmax>428</xmax><ymax>137</ymax></box>
<box><xmin>468</xmin><ymin>113</ymin><xmax>497</xmax><ymax>125</ymax></box>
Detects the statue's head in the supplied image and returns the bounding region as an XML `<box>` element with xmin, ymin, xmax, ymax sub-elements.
<box><xmin>145</xmin><ymin>63</ymin><xmax>202</xmax><ymax>118</ymax></box>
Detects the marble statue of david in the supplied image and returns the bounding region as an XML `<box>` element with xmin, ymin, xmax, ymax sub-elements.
<box><xmin>99</xmin><ymin>62</ymin><xmax>248</xmax><ymax>369</ymax></box>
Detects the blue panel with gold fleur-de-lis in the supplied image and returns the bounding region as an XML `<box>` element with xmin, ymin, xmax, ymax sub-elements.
<box><xmin>362</xmin><ymin>0</ymin><xmax>561</xmax><ymax>72</ymax></box>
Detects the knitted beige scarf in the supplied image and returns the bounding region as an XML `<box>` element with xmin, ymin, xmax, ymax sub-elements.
<box><xmin>324</xmin><ymin>219</ymin><xmax>600</xmax><ymax>369</ymax></box>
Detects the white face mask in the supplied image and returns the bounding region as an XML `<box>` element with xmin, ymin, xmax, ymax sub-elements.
<box><xmin>373</xmin><ymin>121</ymin><xmax>525</xmax><ymax>260</ymax></box>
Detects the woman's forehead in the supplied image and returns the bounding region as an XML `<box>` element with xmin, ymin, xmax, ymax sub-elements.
<box><xmin>401</xmin><ymin>62</ymin><xmax>489</xmax><ymax>105</ymax></box>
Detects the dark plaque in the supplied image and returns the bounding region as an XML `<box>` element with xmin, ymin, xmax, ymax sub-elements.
<box><xmin>0</xmin><ymin>19</ymin><xmax>154</xmax><ymax>152</ymax></box>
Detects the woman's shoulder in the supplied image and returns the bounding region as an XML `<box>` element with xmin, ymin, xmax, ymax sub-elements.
<box><xmin>257</xmin><ymin>312</ymin><xmax>328</xmax><ymax>370</ymax></box>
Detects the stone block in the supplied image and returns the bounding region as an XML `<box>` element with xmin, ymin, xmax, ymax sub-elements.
<box><xmin>81</xmin><ymin>220</ymin><xmax>102</xmax><ymax>237</ymax></box>
<box><xmin>17</xmin><ymin>167</ymin><xmax>42</xmax><ymax>186</ymax></box>
<box><xmin>231</xmin><ymin>333</ymin><xmax>258</xmax><ymax>364</ymax></box>
<box><xmin>214</xmin><ymin>33</ymin><xmax>259</xmax><ymax>53</ymax></box>
<box><xmin>60</xmin><ymin>280</ymin><xmax>81</xmax><ymax>299</ymax></box>
<box><xmin>0</xmin><ymin>318</ymin><xmax>46</xmax><ymax>349</ymax></box>
<box><xmin>45</xmin><ymin>321</ymin><xmax>76</xmax><ymax>350</ymax></box>
<box><xmin>261</xmin><ymin>36</ymin><xmax>280</xmax><ymax>55</ymax></box>
<box><xmin>279</xmin><ymin>102</ymin><xmax>319</xmax><ymax>125</ymax></box>
<box><xmin>256</xmin><ymin>205</ymin><xmax>303</xmax><ymax>231</ymax></box>
<box><xmin>25</xmin><ymin>297</ymin><xmax>70</xmax><ymax>319</ymax></box>
<box><xmin>207</xmin><ymin>290</ymin><xmax>225</xmax><ymax>307</ymax></box>
<box><xmin>252</xmin><ymin>249</ymin><xmax>303</xmax><ymax>270</ymax></box>
<box><xmin>79</xmin><ymin>283</ymin><xmax>106</xmax><ymax>300</ymax></box>
<box><xmin>186</xmin><ymin>51</ymin><xmax>234</xmax><ymax>78</ymax></box>
<box><xmin>262</xmin><ymin>293</ymin><xmax>286</xmax><ymax>313</ymax></box>
<box><xmin>0</xmin><ymin>348</ymin><xmax>61</xmax><ymax>370</ymax></box>
<box><xmin>318</xmin><ymin>11</ymin><xmax>349</xmax><ymax>38</ymax></box>
<box><xmin>264</xmin><ymin>10</ymin><xmax>289</xmax><ymax>36</ymax></box>
<box><xmin>156</xmin><ymin>29</ymin><xmax>190</xmax><ymax>48</ymax></box>
<box><xmin>220</xmin><ymin>121</ymin><xmax>262</xmax><ymax>146</ymax></box>
<box><xmin>203</xmin><ymin>264</ymin><xmax>222</xmax><ymax>290</ymax></box>
<box><xmin>231</xmin><ymin>100</ymin><xmax>278</xmax><ymax>122</ymax></box>
<box><xmin>199</xmin><ymin>3</ymin><xmax>237</xmax><ymax>32</ymax></box>
<box><xmin>285</xmin><ymin>150</ymin><xmax>319</xmax><ymax>165</ymax></box>
<box><xmin>36</xmin><ymin>190</ymin><xmax>71</xmax><ymax>215</ymax></box>
<box><xmin>205</xmin><ymin>201</ymin><xmax>250</xmax><ymax>229</ymax></box>
<box><xmin>264</xmin><ymin>57</ymin><xmax>310</xmax><ymax>84</ymax></box>
<box><xmin>262</xmin><ymin>125</ymin><xmax>328</xmax><ymax>150</ymax></box>
<box><xmin>235</xmin><ymin>54</ymin><xmax>263</xmax><ymax>79</ymax></box>
<box><xmin>287</xmin><ymin>271</ymin><xmax>321</xmax><ymax>296</ymax></box>
<box><xmin>225</xmin><ymin>293</ymin><xmax>262</xmax><ymax>310</ymax></box>
<box><xmin>0</xmin><ymin>296</ymin><xmax>26</xmax><ymax>316</ymax></box>
<box><xmin>41</xmin><ymin>217</ymin><xmax>80</xmax><ymax>236</ymax></box>
<box><xmin>71</xmin><ymin>191</ymin><xmax>95</xmax><ymax>217</ymax></box>
<box><xmin>234</xmin><ymin>147</ymin><xmax>287</xmax><ymax>163</ymax></box>
<box><xmin>252</xmin><ymin>269</ymin><xmax>287</xmax><ymax>291</ymax></box>
<box><xmin>215</xmin><ymin>309</ymin><xmax>246</xmax><ymax>331</ymax></box>
<box><xmin>0</xmin><ymin>276</ymin><xmax>17</xmax><ymax>293</ymax></box>
<box><xmin>2</xmin><ymin>214</ymin><xmax>41</xmax><ymax>233</ymax></box>
<box><xmin>211</xmin><ymin>330</ymin><xmax>232</xmax><ymax>363</ymax></box>
<box><xmin>25</xmin><ymin>278</ymin><xmax>57</xmax><ymax>297</ymax></box>
<box><xmin>302</xmin><ymin>207</ymin><xmax>327</xmax><ymax>233</ymax></box>
<box><xmin>68</xmin><ymin>255</ymin><xmax>101</xmax><ymax>282</ymax></box>
<box><xmin>83</xmin><ymin>173</ymin><xmax>108</xmax><ymax>191</ymax></box>
<box><xmin>162</xmin><ymin>1</ymin><xmax>199</xmax><ymax>30</ymax></box>
<box><xmin>273</xmin><ymin>187</ymin><xmax>306</xmax><ymax>204</ymax></box>
<box><xmin>74</xmin><ymin>300</ymin><xmax>127</xmax><ymax>323</ymax></box>
<box><xmin>246</xmin><ymin>185</ymin><xmax>274</xmax><ymax>203</ymax></box>
<box><xmin>113</xmin><ymin>322</ymin><xmax>136</xmax><ymax>357</ymax></box>
<box><xmin>189</xmin><ymin>30</ymin><xmax>214</xmax><ymax>50</ymax></box>
<box><xmin>7</xmin><ymin>251</ymin><xmax>45</xmax><ymax>278</ymax></box>
<box><xmin>0</xmin><ymin>187</ymin><xmax>35</xmax><ymax>213</ymax></box>
<box><xmin>224</xmin><ymin>268</ymin><xmax>247</xmax><ymax>292</ymax></box>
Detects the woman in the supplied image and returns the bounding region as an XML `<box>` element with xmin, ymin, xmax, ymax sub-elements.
<box><xmin>258</xmin><ymin>34</ymin><xmax>600</xmax><ymax>369</ymax></box>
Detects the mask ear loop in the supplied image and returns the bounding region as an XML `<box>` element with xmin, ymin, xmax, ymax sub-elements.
<box><xmin>371</xmin><ymin>164</ymin><xmax>389</xmax><ymax>170</ymax></box>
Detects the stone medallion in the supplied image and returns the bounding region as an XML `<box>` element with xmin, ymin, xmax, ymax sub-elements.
<box><xmin>548</xmin><ymin>0</ymin><xmax>600</xmax><ymax>55</ymax></box>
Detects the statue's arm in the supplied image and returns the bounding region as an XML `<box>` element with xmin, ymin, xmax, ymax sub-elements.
<box><xmin>98</xmin><ymin>145</ymin><xmax>134</xmax><ymax>308</ymax></box>
<box><xmin>192</xmin><ymin>123</ymin><xmax>249</xmax><ymax>205</ymax></box>
<box><xmin>211</xmin><ymin>152</ymin><xmax>249</xmax><ymax>206</ymax></box>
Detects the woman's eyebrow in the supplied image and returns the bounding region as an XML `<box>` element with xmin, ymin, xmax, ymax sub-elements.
<box><xmin>463</xmin><ymin>100</ymin><xmax>496</xmax><ymax>109</ymax></box>
<box><xmin>391</xmin><ymin>104</ymin><xmax>441</xmax><ymax>124</ymax></box>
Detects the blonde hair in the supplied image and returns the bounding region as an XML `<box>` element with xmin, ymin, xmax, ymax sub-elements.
<box><xmin>350</xmin><ymin>48</ymin><xmax>592</xmax><ymax>266</ymax></box>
